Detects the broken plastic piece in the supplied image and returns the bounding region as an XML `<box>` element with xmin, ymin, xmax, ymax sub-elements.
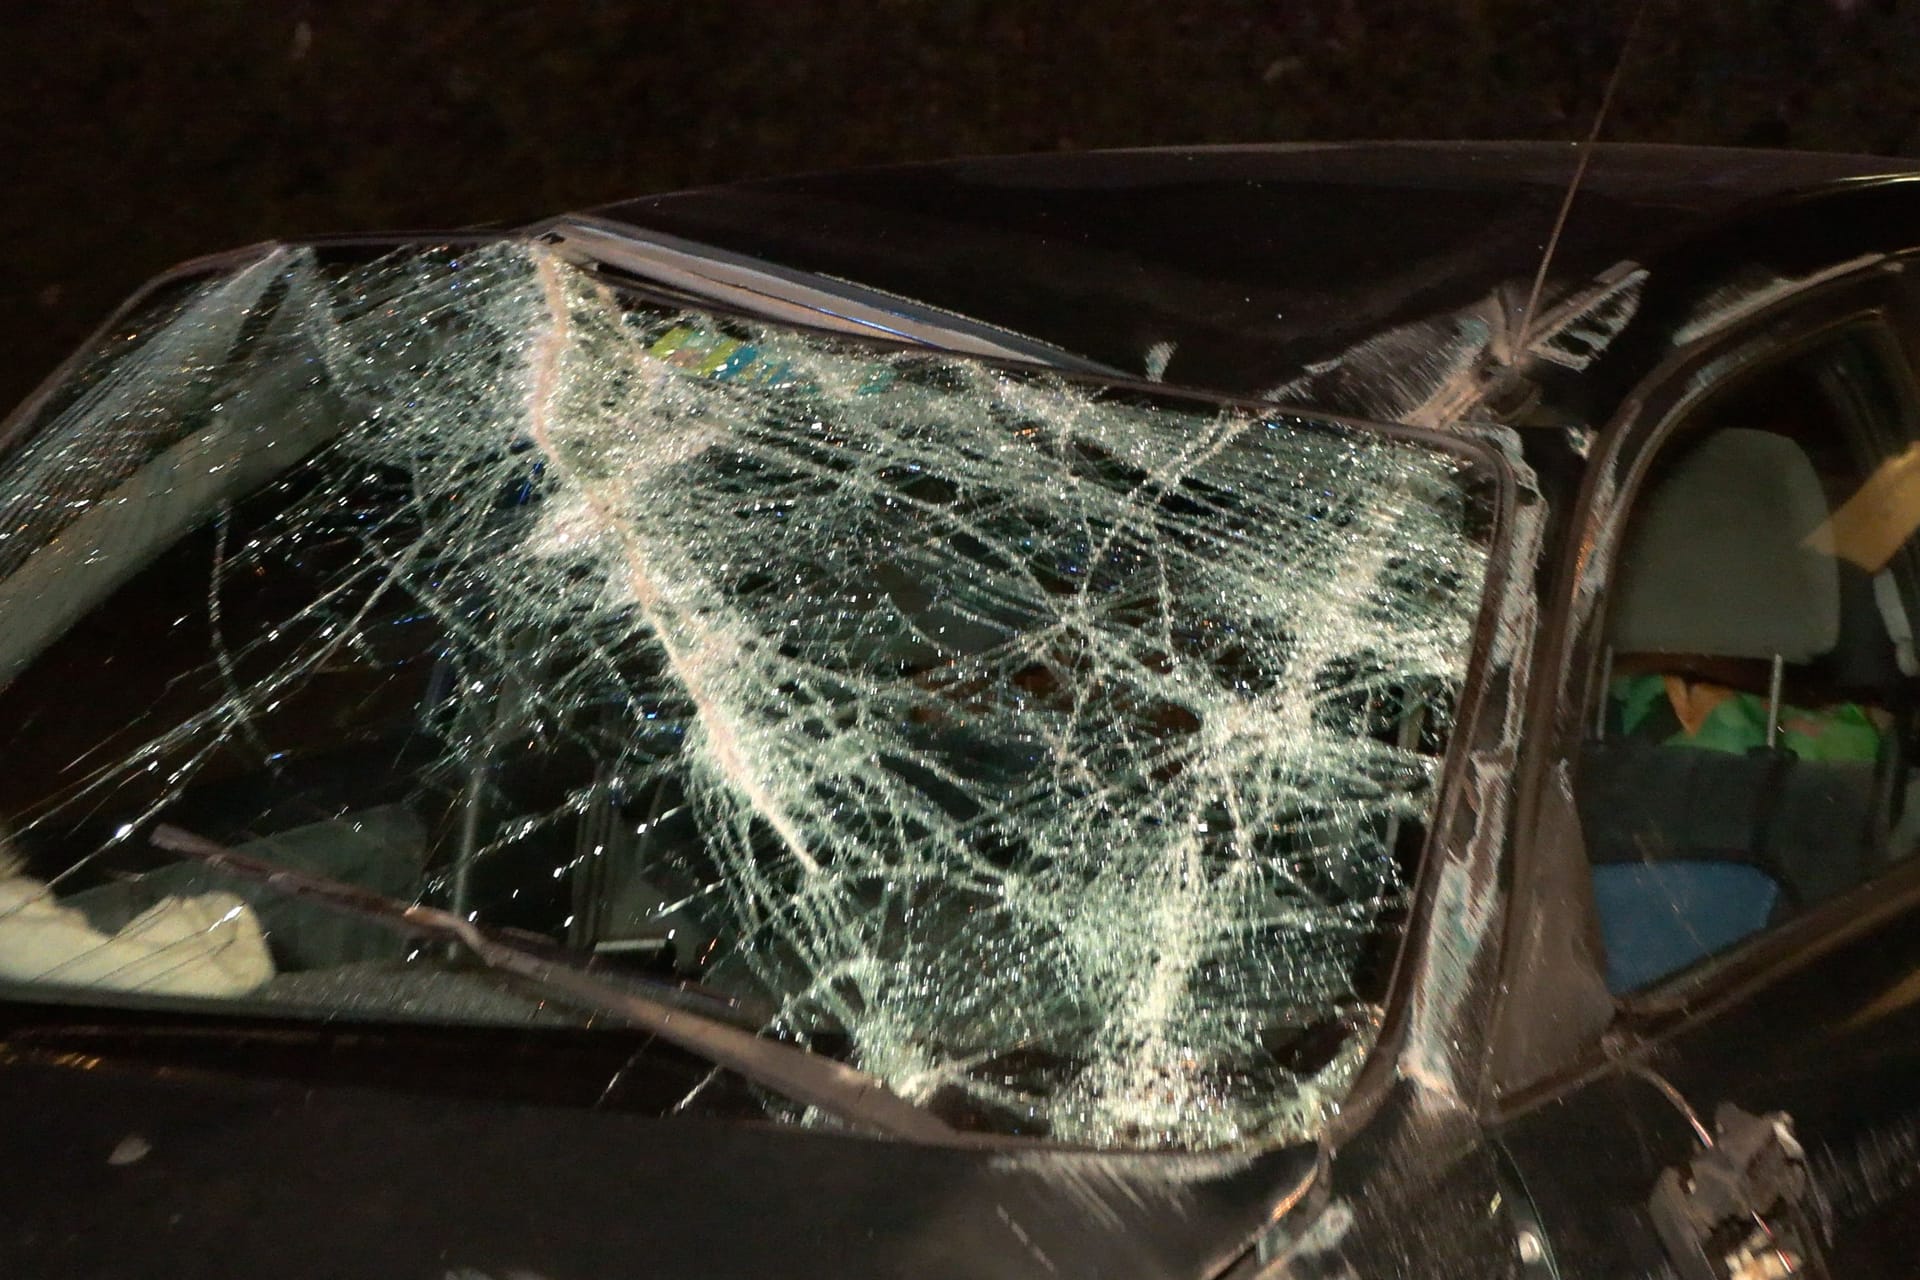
<box><xmin>0</xmin><ymin>867</ymin><xmax>271</xmax><ymax>997</ymax></box>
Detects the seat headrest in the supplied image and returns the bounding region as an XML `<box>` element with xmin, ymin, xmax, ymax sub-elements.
<box><xmin>1607</xmin><ymin>428</ymin><xmax>1838</xmax><ymax>662</ymax></box>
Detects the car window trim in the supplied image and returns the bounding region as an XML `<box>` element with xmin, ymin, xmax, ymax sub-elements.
<box><xmin>536</xmin><ymin>214</ymin><xmax>1129</xmax><ymax>376</ymax></box>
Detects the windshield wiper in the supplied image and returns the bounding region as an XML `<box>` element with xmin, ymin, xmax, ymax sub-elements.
<box><xmin>149</xmin><ymin>824</ymin><xmax>959</xmax><ymax>1144</ymax></box>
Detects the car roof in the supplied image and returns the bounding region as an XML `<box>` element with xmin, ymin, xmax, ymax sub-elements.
<box><xmin>591</xmin><ymin>142</ymin><xmax>1919</xmax><ymax>396</ymax></box>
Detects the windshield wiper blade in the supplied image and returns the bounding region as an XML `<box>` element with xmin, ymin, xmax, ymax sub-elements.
<box><xmin>149</xmin><ymin>824</ymin><xmax>959</xmax><ymax>1144</ymax></box>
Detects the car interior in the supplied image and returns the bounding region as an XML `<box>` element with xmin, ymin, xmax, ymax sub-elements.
<box><xmin>1577</xmin><ymin>330</ymin><xmax>1920</xmax><ymax>992</ymax></box>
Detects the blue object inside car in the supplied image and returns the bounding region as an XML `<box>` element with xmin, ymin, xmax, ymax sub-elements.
<box><xmin>1590</xmin><ymin>861</ymin><xmax>1781</xmax><ymax>992</ymax></box>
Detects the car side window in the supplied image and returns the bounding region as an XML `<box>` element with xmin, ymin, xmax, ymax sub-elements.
<box><xmin>1576</xmin><ymin>328</ymin><xmax>1920</xmax><ymax>993</ymax></box>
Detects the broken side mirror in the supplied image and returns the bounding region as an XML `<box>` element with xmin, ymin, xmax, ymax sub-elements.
<box><xmin>1648</xmin><ymin>1102</ymin><xmax>1826</xmax><ymax>1280</ymax></box>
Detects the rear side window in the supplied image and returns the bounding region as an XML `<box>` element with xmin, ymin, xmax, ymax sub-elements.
<box><xmin>1577</xmin><ymin>328</ymin><xmax>1920</xmax><ymax>993</ymax></box>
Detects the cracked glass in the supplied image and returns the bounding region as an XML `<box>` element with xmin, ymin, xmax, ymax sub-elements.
<box><xmin>0</xmin><ymin>242</ymin><xmax>1493</xmax><ymax>1149</ymax></box>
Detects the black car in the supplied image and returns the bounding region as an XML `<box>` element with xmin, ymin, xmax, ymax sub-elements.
<box><xmin>4</xmin><ymin>142</ymin><xmax>1920</xmax><ymax>1280</ymax></box>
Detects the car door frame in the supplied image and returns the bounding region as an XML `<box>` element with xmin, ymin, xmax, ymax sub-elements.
<box><xmin>1482</xmin><ymin>252</ymin><xmax>1920</xmax><ymax>1278</ymax></box>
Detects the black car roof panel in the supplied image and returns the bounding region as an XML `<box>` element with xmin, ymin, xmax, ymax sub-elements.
<box><xmin>592</xmin><ymin>143</ymin><xmax>1917</xmax><ymax>394</ymax></box>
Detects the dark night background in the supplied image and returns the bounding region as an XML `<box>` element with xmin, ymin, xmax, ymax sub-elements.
<box><xmin>3</xmin><ymin>1</ymin><xmax>1917</xmax><ymax>411</ymax></box>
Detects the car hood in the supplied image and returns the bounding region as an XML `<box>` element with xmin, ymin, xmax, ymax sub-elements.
<box><xmin>4</xmin><ymin>1048</ymin><xmax>1315</xmax><ymax>1280</ymax></box>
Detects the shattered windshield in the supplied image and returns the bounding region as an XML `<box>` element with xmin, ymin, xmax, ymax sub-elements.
<box><xmin>0</xmin><ymin>242</ymin><xmax>1493</xmax><ymax>1150</ymax></box>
